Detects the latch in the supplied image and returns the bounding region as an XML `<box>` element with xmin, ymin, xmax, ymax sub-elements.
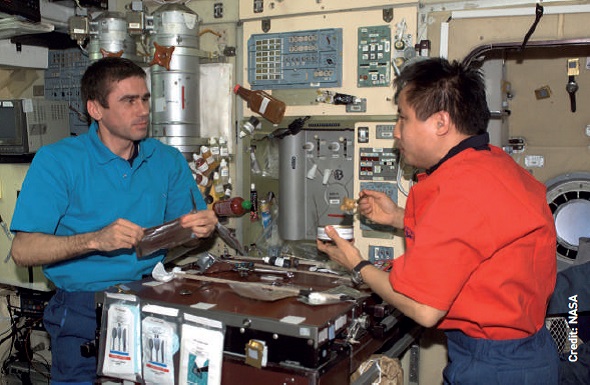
<box><xmin>504</xmin><ymin>137</ymin><xmax>526</xmax><ymax>154</ymax></box>
<box><xmin>566</xmin><ymin>58</ymin><xmax>580</xmax><ymax>113</ymax></box>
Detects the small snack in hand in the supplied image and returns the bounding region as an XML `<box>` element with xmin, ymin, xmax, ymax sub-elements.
<box><xmin>340</xmin><ymin>197</ymin><xmax>357</xmax><ymax>213</ymax></box>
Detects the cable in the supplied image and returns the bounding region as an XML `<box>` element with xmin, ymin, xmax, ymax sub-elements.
<box><xmin>25</xmin><ymin>322</ymin><xmax>51</xmax><ymax>381</ymax></box>
<box><xmin>520</xmin><ymin>4</ymin><xmax>544</xmax><ymax>51</ymax></box>
<box><xmin>199</xmin><ymin>28</ymin><xmax>223</xmax><ymax>38</ymax></box>
<box><xmin>396</xmin><ymin>157</ymin><xmax>413</xmax><ymax>197</ymax></box>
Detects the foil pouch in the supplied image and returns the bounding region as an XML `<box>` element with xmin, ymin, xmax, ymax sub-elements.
<box><xmin>136</xmin><ymin>216</ymin><xmax>196</xmax><ymax>259</ymax></box>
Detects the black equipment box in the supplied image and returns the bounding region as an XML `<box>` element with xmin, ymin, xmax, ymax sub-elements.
<box><xmin>99</xmin><ymin>260</ymin><xmax>418</xmax><ymax>384</ymax></box>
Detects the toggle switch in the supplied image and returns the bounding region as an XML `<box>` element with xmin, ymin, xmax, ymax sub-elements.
<box><xmin>328</xmin><ymin>142</ymin><xmax>340</xmax><ymax>152</ymax></box>
<box><xmin>303</xmin><ymin>142</ymin><xmax>314</xmax><ymax>152</ymax></box>
<box><xmin>307</xmin><ymin>164</ymin><xmax>318</xmax><ymax>179</ymax></box>
<box><xmin>323</xmin><ymin>169</ymin><xmax>332</xmax><ymax>185</ymax></box>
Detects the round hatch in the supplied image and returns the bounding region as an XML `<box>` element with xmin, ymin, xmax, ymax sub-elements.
<box><xmin>546</xmin><ymin>172</ymin><xmax>590</xmax><ymax>270</ymax></box>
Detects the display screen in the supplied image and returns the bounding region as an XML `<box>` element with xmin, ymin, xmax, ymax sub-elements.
<box><xmin>0</xmin><ymin>100</ymin><xmax>24</xmax><ymax>149</ymax></box>
<box><xmin>0</xmin><ymin>105</ymin><xmax>18</xmax><ymax>140</ymax></box>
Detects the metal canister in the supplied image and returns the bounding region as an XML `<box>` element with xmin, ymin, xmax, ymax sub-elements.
<box><xmin>149</xmin><ymin>3</ymin><xmax>202</xmax><ymax>155</ymax></box>
<box><xmin>317</xmin><ymin>225</ymin><xmax>354</xmax><ymax>241</ymax></box>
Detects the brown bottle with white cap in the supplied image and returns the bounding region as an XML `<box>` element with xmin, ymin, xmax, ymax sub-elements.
<box><xmin>234</xmin><ymin>84</ymin><xmax>286</xmax><ymax>124</ymax></box>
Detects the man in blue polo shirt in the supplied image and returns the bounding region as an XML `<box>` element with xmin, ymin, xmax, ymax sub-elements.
<box><xmin>10</xmin><ymin>57</ymin><xmax>218</xmax><ymax>384</ymax></box>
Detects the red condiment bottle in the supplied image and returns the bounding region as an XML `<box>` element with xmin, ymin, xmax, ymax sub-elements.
<box><xmin>213</xmin><ymin>197</ymin><xmax>252</xmax><ymax>217</ymax></box>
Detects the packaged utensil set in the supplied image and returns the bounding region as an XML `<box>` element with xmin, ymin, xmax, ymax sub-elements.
<box><xmin>97</xmin><ymin>292</ymin><xmax>225</xmax><ymax>384</ymax></box>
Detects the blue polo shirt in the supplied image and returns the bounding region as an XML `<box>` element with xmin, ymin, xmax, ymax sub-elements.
<box><xmin>11</xmin><ymin>122</ymin><xmax>207</xmax><ymax>292</ymax></box>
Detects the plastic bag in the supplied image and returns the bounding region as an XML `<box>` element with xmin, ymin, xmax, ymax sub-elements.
<box><xmin>178</xmin><ymin>313</ymin><xmax>225</xmax><ymax>385</ymax></box>
<box><xmin>141</xmin><ymin>304</ymin><xmax>180</xmax><ymax>385</ymax></box>
<box><xmin>97</xmin><ymin>292</ymin><xmax>142</xmax><ymax>382</ymax></box>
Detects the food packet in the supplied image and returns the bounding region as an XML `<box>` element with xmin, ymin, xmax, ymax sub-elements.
<box><xmin>136</xmin><ymin>213</ymin><xmax>197</xmax><ymax>259</ymax></box>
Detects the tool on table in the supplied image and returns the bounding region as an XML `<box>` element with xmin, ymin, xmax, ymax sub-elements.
<box><xmin>176</xmin><ymin>271</ymin><xmax>352</xmax><ymax>304</ymax></box>
<box><xmin>189</xmin><ymin>188</ymin><xmax>246</xmax><ymax>256</ymax></box>
<box><xmin>215</xmin><ymin>222</ymin><xmax>246</xmax><ymax>256</ymax></box>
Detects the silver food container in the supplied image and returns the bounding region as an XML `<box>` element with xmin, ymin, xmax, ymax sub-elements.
<box><xmin>317</xmin><ymin>225</ymin><xmax>354</xmax><ymax>241</ymax></box>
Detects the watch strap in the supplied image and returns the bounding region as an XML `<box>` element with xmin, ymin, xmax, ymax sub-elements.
<box><xmin>351</xmin><ymin>260</ymin><xmax>373</xmax><ymax>286</ymax></box>
<box><xmin>353</xmin><ymin>260</ymin><xmax>373</xmax><ymax>273</ymax></box>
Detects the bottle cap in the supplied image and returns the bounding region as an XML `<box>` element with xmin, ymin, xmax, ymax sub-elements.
<box><xmin>213</xmin><ymin>171</ymin><xmax>220</xmax><ymax>180</ymax></box>
<box><xmin>233</xmin><ymin>84</ymin><xmax>241</xmax><ymax>94</ymax></box>
<box><xmin>242</xmin><ymin>200</ymin><xmax>253</xmax><ymax>210</ymax></box>
<box><xmin>200</xmin><ymin>145</ymin><xmax>210</xmax><ymax>155</ymax></box>
<box><xmin>220</xmin><ymin>158</ymin><xmax>228</xmax><ymax>167</ymax></box>
<box><xmin>219</xmin><ymin>137</ymin><xmax>227</xmax><ymax>144</ymax></box>
<box><xmin>209</xmin><ymin>137</ymin><xmax>217</xmax><ymax>145</ymax></box>
<box><xmin>251</xmin><ymin>183</ymin><xmax>256</xmax><ymax>190</ymax></box>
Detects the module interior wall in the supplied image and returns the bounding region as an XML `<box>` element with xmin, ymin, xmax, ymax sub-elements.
<box><xmin>239</xmin><ymin>0</ymin><xmax>417</xmax><ymax>19</ymax></box>
<box><xmin>240</xmin><ymin>6</ymin><xmax>417</xmax><ymax>118</ymax></box>
<box><xmin>426</xmin><ymin>11</ymin><xmax>590</xmax><ymax>183</ymax></box>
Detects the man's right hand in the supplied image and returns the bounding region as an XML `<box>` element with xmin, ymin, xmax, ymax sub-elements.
<box><xmin>358</xmin><ymin>189</ymin><xmax>405</xmax><ymax>228</ymax></box>
<box><xmin>11</xmin><ymin>218</ymin><xmax>144</xmax><ymax>267</ymax></box>
<box><xmin>91</xmin><ymin>218</ymin><xmax>144</xmax><ymax>252</ymax></box>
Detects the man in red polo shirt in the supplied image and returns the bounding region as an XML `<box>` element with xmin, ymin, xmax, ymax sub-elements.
<box><xmin>318</xmin><ymin>57</ymin><xmax>558</xmax><ymax>384</ymax></box>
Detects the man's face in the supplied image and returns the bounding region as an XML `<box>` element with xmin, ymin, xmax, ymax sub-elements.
<box><xmin>394</xmin><ymin>89</ymin><xmax>439</xmax><ymax>169</ymax></box>
<box><xmin>93</xmin><ymin>76</ymin><xmax>150</xmax><ymax>142</ymax></box>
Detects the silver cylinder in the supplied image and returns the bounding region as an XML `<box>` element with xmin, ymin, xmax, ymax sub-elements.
<box><xmin>149</xmin><ymin>3</ymin><xmax>201</xmax><ymax>153</ymax></box>
<box><xmin>279</xmin><ymin>134</ymin><xmax>307</xmax><ymax>240</ymax></box>
<box><xmin>87</xmin><ymin>12</ymin><xmax>139</xmax><ymax>61</ymax></box>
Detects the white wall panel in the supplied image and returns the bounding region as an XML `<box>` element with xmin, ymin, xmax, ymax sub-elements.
<box><xmin>239</xmin><ymin>0</ymin><xmax>417</xmax><ymax>20</ymax></box>
<box><xmin>241</xmin><ymin>6</ymin><xmax>418</xmax><ymax>117</ymax></box>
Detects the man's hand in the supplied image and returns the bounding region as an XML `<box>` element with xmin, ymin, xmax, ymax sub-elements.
<box><xmin>179</xmin><ymin>209</ymin><xmax>218</xmax><ymax>239</ymax></box>
<box><xmin>316</xmin><ymin>224</ymin><xmax>447</xmax><ymax>328</ymax></box>
<box><xmin>316</xmin><ymin>225</ymin><xmax>363</xmax><ymax>271</ymax></box>
<box><xmin>12</xmin><ymin>218</ymin><xmax>145</xmax><ymax>267</ymax></box>
<box><xmin>358</xmin><ymin>190</ymin><xmax>405</xmax><ymax>228</ymax></box>
<box><xmin>92</xmin><ymin>218</ymin><xmax>144</xmax><ymax>251</ymax></box>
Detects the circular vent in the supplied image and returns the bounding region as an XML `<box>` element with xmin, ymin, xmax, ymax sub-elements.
<box><xmin>546</xmin><ymin>172</ymin><xmax>590</xmax><ymax>270</ymax></box>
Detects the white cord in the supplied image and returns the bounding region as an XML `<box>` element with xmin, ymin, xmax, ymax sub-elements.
<box><xmin>396</xmin><ymin>157</ymin><xmax>413</xmax><ymax>197</ymax></box>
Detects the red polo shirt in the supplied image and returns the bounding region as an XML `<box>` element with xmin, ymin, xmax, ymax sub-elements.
<box><xmin>391</xmin><ymin>145</ymin><xmax>556</xmax><ymax>339</ymax></box>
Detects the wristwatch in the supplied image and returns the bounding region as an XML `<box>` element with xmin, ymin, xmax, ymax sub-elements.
<box><xmin>351</xmin><ymin>260</ymin><xmax>372</xmax><ymax>286</ymax></box>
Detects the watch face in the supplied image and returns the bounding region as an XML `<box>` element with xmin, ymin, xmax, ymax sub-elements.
<box><xmin>351</xmin><ymin>270</ymin><xmax>363</xmax><ymax>285</ymax></box>
<box><xmin>351</xmin><ymin>261</ymin><xmax>372</xmax><ymax>286</ymax></box>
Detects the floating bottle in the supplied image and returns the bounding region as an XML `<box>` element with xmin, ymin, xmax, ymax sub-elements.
<box><xmin>213</xmin><ymin>197</ymin><xmax>252</xmax><ymax>217</ymax></box>
<box><xmin>219</xmin><ymin>158</ymin><xmax>230</xmax><ymax>185</ymax></box>
<box><xmin>201</xmin><ymin>145</ymin><xmax>214</xmax><ymax>166</ymax></box>
<box><xmin>193</xmin><ymin>154</ymin><xmax>210</xmax><ymax>175</ymax></box>
<box><xmin>250</xmin><ymin>183</ymin><xmax>259</xmax><ymax>222</ymax></box>
<box><xmin>240</xmin><ymin>116</ymin><xmax>261</xmax><ymax>138</ymax></box>
<box><xmin>260</xmin><ymin>199</ymin><xmax>272</xmax><ymax>230</ymax></box>
<box><xmin>249</xmin><ymin>146</ymin><xmax>262</xmax><ymax>175</ymax></box>
<box><xmin>201</xmin><ymin>145</ymin><xmax>220</xmax><ymax>173</ymax></box>
<box><xmin>219</xmin><ymin>136</ymin><xmax>229</xmax><ymax>158</ymax></box>
<box><xmin>195</xmin><ymin>172</ymin><xmax>211</xmax><ymax>188</ymax></box>
<box><xmin>234</xmin><ymin>84</ymin><xmax>286</xmax><ymax>124</ymax></box>
<box><xmin>262</xmin><ymin>256</ymin><xmax>299</xmax><ymax>268</ymax></box>
<box><xmin>209</xmin><ymin>137</ymin><xmax>220</xmax><ymax>160</ymax></box>
<box><xmin>212</xmin><ymin>172</ymin><xmax>225</xmax><ymax>199</ymax></box>
<box><xmin>223</xmin><ymin>177</ymin><xmax>233</xmax><ymax>200</ymax></box>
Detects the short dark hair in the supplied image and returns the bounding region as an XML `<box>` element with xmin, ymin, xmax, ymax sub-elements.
<box><xmin>394</xmin><ymin>57</ymin><xmax>491</xmax><ymax>136</ymax></box>
<box><xmin>81</xmin><ymin>57</ymin><xmax>147</xmax><ymax>109</ymax></box>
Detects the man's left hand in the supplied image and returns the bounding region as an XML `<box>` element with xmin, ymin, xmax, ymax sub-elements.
<box><xmin>316</xmin><ymin>225</ymin><xmax>363</xmax><ymax>271</ymax></box>
<box><xmin>180</xmin><ymin>210</ymin><xmax>218</xmax><ymax>239</ymax></box>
